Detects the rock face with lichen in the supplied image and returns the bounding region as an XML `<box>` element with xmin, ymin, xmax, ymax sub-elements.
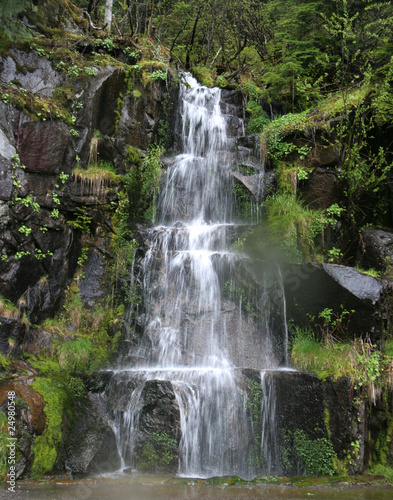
<box><xmin>0</xmin><ymin>29</ymin><xmax>172</xmax><ymax>477</ymax></box>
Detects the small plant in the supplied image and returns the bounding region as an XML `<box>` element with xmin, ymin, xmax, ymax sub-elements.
<box><xmin>67</xmin><ymin>65</ymin><xmax>80</xmax><ymax>78</ymax></box>
<box><xmin>150</xmin><ymin>69</ymin><xmax>167</xmax><ymax>82</ymax></box>
<box><xmin>18</xmin><ymin>225</ymin><xmax>32</xmax><ymax>236</ymax></box>
<box><xmin>50</xmin><ymin>209</ymin><xmax>59</xmax><ymax>219</ymax></box>
<box><xmin>85</xmin><ymin>67</ymin><xmax>97</xmax><ymax>77</ymax></box>
<box><xmin>59</xmin><ymin>172</ymin><xmax>69</xmax><ymax>184</ymax></box>
<box><xmin>77</xmin><ymin>247</ymin><xmax>89</xmax><ymax>269</ymax></box>
<box><xmin>328</xmin><ymin>246</ymin><xmax>343</xmax><ymax>263</ymax></box>
<box><xmin>101</xmin><ymin>38</ymin><xmax>115</xmax><ymax>52</ymax></box>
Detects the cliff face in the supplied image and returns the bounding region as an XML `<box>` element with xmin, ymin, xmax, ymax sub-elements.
<box><xmin>0</xmin><ymin>11</ymin><xmax>392</xmax><ymax>481</ymax></box>
<box><xmin>0</xmin><ymin>32</ymin><xmax>174</xmax><ymax>476</ymax></box>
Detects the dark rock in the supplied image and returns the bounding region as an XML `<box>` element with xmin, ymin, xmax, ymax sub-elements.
<box><xmin>299</xmin><ymin>167</ymin><xmax>340</xmax><ymax>209</ymax></box>
<box><xmin>85</xmin><ymin>67</ymin><xmax>127</xmax><ymax>137</ymax></box>
<box><xmin>0</xmin><ymin>317</ymin><xmax>27</xmax><ymax>355</ymax></box>
<box><xmin>117</xmin><ymin>81</ymin><xmax>166</xmax><ymax>150</ymax></box>
<box><xmin>78</xmin><ymin>248</ymin><xmax>106</xmax><ymax>308</ymax></box>
<box><xmin>19</xmin><ymin>120</ymin><xmax>75</xmax><ymax>174</ymax></box>
<box><xmin>278</xmin><ymin>261</ymin><xmax>390</xmax><ymax>341</ymax></box>
<box><xmin>220</xmin><ymin>89</ymin><xmax>244</xmax><ymax>117</ymax></box>
<box><xmin>236</xmin><ymin>134</ymin><xmax>259</xmax><ymax>151</ymax></box>
<box><xmin>133</xmin><ymin>380</ymin><xmax>180</xmax><ymax>473</ymax></box>
<box><xmin>0</xmin><ymin>256</ymin><xmax>46</xmax><ymax>303</ymax></box>
<box><xmin>358</xmin><ymin>227</ymin><xmax>393</xmax><ymax>272</ymax></box>
<box><xmin>23</xmin><ymin>226</ymin><xmax>79</xmax><ymax>323</ymax></box>
<box><xmin>0</xmin><ymin>156</ymin><xmax>14</xmax><ymax>200</ymax></box>
<box><xmin>20</xmin><ymin>172</ymin><xmax>57</xmax><ymax>199</ymax></box>
<box><xmin>65</xmin><ymin>400</ymin><xmax>121</xmax><ymax>474</ymax></box>
<box><xmin>20</xmin><ymin>328</ymin><xmax>57</xmax><ymax>355</ymax></box>
<box><xmin>225</xmin><ymin>115</ymin><xmax>245</xmax><ymax>138</ymax></box>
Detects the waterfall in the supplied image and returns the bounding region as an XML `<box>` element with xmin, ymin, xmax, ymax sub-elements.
<box><xmin>105</xmin><ymin>74</ymin><xmax>289</xmax><ymax>479</ymax></box>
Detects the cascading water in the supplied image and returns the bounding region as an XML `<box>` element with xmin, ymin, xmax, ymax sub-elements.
<box><xmin>105</xmin><ymin>74</ymin><xmax>289</xmax><ymax>479</ymax></box>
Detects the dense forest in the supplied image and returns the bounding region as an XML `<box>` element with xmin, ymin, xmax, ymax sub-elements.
<box><xmin>1</xmin><ymin>0</ymin><xmax>393</xmax><ymax>485</ymax></box>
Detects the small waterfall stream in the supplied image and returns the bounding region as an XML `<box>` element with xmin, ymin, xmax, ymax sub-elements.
<box><xmin>105</xmin><ymin>74</ymin><xmax>289</xmax><ymax>479</ymax></box>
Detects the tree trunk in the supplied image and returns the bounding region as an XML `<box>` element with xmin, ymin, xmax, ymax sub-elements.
<box><xmin>104</xmin><ymin>0</ymin><xmax>113</xmax><ymax>32</ymax></box>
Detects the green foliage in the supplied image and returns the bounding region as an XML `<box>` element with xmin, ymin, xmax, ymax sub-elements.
<box><xmin>368</xmin><ymin>464</ymin><xmax>393</xmax><ymax>486</ymax></box>
<box><xmin>125</xmin><ymin>144</ymin><xmax>163</xmax><ymax>222</ymax></box>
<box><xmin>264</xmin><ymin>192</ymin><xmax>343</xmax><ymax>261</ymax></box>
<box><xmin>290</xmin><ymin>323</ymin><xmax>393</xmax><ymax>404</ymax></box>
<box><xmin>56</xmin><ymin>339</ymin><xmax>93</xmax><ymax>373</ymax></box>
<box><xmin>138</xmin><ymin>431</ymin><xmax>177</xmax><ymax>470</ymax></box>
<box><xmin>246</xmin><ymin>100</ymin><xmax>271</xmax><ymax>134</ymax></box>
<box><xmin>293</xmin><ymin>429</ymin><xmax>336</xmax><ymax>476</ymax></box>
<box><xmin>68</xmin><ymin>207</ymin><xmax>92</xmax><ymax>234</ymax></box>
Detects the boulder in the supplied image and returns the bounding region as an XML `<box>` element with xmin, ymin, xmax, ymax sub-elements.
<box><xmin>133</xmin><ymin>380</ymin><xmax>180</xmax><ymax>473</ymax></box>
<box><xmin>278</xmin><ymin>261</ymin><xmax>391</xmax><ymax>341</ymax></box>
<box><xmin>358</xmin><ymin>227</ymin><xmax>393</xmax><ymax>272</ymax></box>
<box><xmin>65</xmin><ymin>399</ymin><xmax>121</xmax><ymax>475</ymax></box>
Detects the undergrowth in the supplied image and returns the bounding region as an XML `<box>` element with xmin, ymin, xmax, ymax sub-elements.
<box><xmin>290</xmin><ymin>325</ymin><xmax>393</xmax><ymax>405</ymax></box>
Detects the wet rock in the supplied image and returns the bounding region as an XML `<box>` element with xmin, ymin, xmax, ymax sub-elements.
<box><xmin>220</xmin><ymin>89</ymin><xmax>244</xmax><ymax>117</ymax></box>
<box><xmin>65</xmin><ymin>399</ymin><xmax>121</xmax><ymax>475</ymax></box>
<box><xmin>117</xmin><ymin>80</ymin><xmax>166</xmax><ymax>150</ymax></box>
<box><xmin>20</xmin><ymin>328</ymin><xmax>57</xmax><ymax>356</ymax></box>
<box><xmin>357</xmin><ymin>227</ymin><xmax>393</xmax><ymax>272</ymax></box>
<box><xmin>299</xmin><ymin>166</ymin><xmax>341</xmax><ymax>209</ymax></box>
<box><xmin>78</xmin><ymin>248</ymin><xmax>106</xmax><ymax>308</ymax></box>
<box><xmin>133</xmin><ymin>380</ymin><xmax>180</xmax><ymax>473</ymax></box>
<box><xmin>19</xmin><ymin>120</ymin><xmax>75</xmax><ymax>174</ymax></box>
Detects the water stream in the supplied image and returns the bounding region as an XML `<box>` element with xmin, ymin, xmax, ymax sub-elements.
<box><xmin>105</xmin><ymin>74</ymin><xmax>288</xmax><ymax>479</ymax></box>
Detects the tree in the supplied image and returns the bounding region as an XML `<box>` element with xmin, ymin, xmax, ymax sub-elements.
<box><xmin>104</xmin><ymin>0</ymin><xmax>113</xmax><ymax>32</ymax></box>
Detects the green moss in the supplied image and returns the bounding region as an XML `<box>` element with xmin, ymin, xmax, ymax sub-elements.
<box><xmin>260</xmin><ymin>86</ymin><xmax>370</xmax><ymax>167</ymax></box>
<box><xmin>368</xmin><ymin>464</ymin><xmax>393</xmax><ymax>485</ymax></box>
<box><xmin>72</xmin><ymin>161</ymin><xmax>123</xmax><ymax>195</ymax></box>
<box><xmin>190</xmin><ymin>66</ymin><xmax>215</xmax><ymax>88</ymax></box>
<box><xmin>31</xmin><ymin>377</ymin><xmax>70</xmax><ymax>476</ymax></box>
<box><xmin>0</xmin><ymin>81</ymin><xmax>73</xmax><ymax>125</ymax></box>
<box><xmin>132</xmin><ymin>89</ymin><xmax>142</xmax><ymax>98</ymax></box>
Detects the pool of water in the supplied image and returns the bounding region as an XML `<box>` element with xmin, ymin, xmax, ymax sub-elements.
<box><xmin>1</xmin><ymin>476</ymin><xmax>392</xmax><ymax>500</ymax></box>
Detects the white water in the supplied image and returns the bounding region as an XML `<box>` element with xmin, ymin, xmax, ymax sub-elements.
<box><xmin>106</xmin><ymin>74</ymin><xmax>288</xmax><ymax>479</ymax></box>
